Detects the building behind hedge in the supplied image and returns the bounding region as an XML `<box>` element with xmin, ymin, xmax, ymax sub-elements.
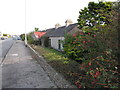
<box><xmin>40</xmin><ymin>19</ymin><xmax>81</xmax><ymax>51</ymax></box>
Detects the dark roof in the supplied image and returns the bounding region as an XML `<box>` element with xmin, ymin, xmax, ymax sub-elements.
<box><xmin>42</xmin><ymin>28</ymin><xmax>55</xmax><ymax>37</ymax></box>
<box><xmin>42</xmin><ymin>23</ymin><xmax>79</xmax><ymax>37</ymax></box>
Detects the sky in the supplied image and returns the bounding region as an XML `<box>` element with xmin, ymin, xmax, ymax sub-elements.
<box><xmin>0</xmin><ymin>0</ymin><xmax>117</xmax><ymax>35</ymax></box>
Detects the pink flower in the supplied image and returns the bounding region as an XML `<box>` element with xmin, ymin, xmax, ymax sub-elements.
<box><xmin>86</xmin><ymin>65</ymin><xmax>89</xmax><ymax>67</ymax></box>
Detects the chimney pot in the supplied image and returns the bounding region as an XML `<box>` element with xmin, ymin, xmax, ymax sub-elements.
<box><xmin>55</xmin><ymin>23</ymin><xmax>61</xmax><ymax>29</ymax></box>
<box><xmin>65</xmin><ymin>19</ymin><xmax>73</xmax><ymax>26</ymax></box>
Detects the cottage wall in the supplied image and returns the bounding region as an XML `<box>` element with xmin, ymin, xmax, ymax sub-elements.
<box><xmin>49</xmin><ymin>37</ymin><xmax>64</xmax><ymax>50</ymax></box>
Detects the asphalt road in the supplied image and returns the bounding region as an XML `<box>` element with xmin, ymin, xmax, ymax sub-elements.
<box><xmin>0</xmin><ymin>38</ymin><xmax>14</xmax><ymax>64</ymax></box>
<box><xmin>2</xmin><ymin>40</ymin><xmax>57</xmax><ymax>88</ymax></box>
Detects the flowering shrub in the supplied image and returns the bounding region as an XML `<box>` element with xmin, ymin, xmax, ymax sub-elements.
<box><xmin>63</xmin><ymin>1</ymin><xmax>119</xmax><ymax>88</ymax></box>
<box><xmin>63</xmin><ymin>31</ymin><xmax>119</xmax><ymax>88</ymax></box>
<box><xmin>73</xmin><ymin>56</ymin><xmax>119</xmax><ymax>88</ymax></box>
<box><xmin>63</xmin><ymin>31</ymin><xmax>106</xmax><ymax>63</ymax></box>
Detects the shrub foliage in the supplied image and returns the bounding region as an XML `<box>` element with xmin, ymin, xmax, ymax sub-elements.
<box><xmin>63</xmin><ymin>1</ymin><xmax>119</xmax><ymax>88</ymax></box>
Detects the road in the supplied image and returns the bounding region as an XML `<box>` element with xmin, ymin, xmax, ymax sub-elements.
<box><xmin>2</xmin><ymin>40</ymin><xmax>57</xmax><ymax>88</ymax></box>
<box><xmin>0</xmin><ymin>38</ymin><xmax>14</xmax><ymax>64</ymax></box>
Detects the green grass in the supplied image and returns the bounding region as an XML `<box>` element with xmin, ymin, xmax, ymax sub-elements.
<box><xmin>31</xmin><ymin>45</ymin><xmax>81</xmax><ymax>86</ymax></box>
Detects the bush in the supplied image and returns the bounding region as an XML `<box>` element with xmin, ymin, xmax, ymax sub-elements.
<box><xmin>63</xmin><ymin>32</ymin><xmax>106</xmax><ymax>63</ymax></box>
<box><xmin>74</xmin><ymin>56</ymin><xmax>119</xmax><ymax>88</ymax></box>
<box><xmin>27</xmin><ymin>34</ymin><xmax>35</xmax><ymax>44</ymax></box>
<box><xmin>63</xmin><ymin>30</ymin><xmax>119</xmax><ymax>88</ymax></box>
<box><xmin>20</xmin><ymin>34</ymin><xmax>25</xmax><ymax>41</ymax></box>
<box><xmin>64</xmin><ymin>1</ymin><xmax>120</xmax><ymax>88</ymax></box>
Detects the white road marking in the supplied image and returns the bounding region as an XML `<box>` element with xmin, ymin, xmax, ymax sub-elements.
<box><xmin>11</xmin><ymin>54</ymin><xmax>18</xmax><ymax>56</ymax></box>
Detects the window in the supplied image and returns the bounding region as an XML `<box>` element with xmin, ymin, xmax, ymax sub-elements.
<box><xmin>58</xmin><ymin>40</ymin><xmax>61</xmax><ymax>50</ymax></box>
<box><xmin>48</xmin><ymin>39</ymin><xmax>51</xmax><ymax>47</ymax></box>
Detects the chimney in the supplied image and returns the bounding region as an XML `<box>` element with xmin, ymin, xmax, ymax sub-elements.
<box><xmin>65</xmin><ymin>19</ymin><xmax>73</xmax><ymax>27</ymax></box>
<box><xmin>55</xmin><ymin>23</ymin><xmax>61</xmax><ymax>29</ymax></box>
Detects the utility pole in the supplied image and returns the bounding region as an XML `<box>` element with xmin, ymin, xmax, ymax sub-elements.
<box><xmin>25</xmin><ymin>0</ymin><xmax>27</xmax><ymax>47</ymax></box>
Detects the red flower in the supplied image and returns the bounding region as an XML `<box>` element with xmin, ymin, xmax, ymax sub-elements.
<box><xmin>81</xmin><ymin>63</ymin><xmax>84</xmax><ymax>66</ymax></box>
<box><xmin>78</xmin><ymin>85</ymin><xmax>82</xmax><ymax>88</ymax></box>
<box><xmin>88</xmin><ymin>40</ymin><xmax>91</xmax><ymax>42</ymax></box>
<box><xmin>76</xmin><ymin>38</ymin><xmax>78</xmax><ymax>41</ymax></box>
<box><xmin>90</xmin><ymin>72</ymin><xmax>93</xmax><ymax>75</ymax></box>
<box><xmin>80</xmin><ymin>66</ymin><xmax>83</xmax><ymax>69</ymax></box>
<box><xmin>88</xmin><ymin>33</ymin><xmax>91</xmax><ymax>35</ymax></box>
<box><xmin>94</xmin><ymin>35</ymin><xmax>96</xmax><ymax>37</ymax></box>
<box><xmin>75</xmin><ymin>81</ymin><xmax>79</xmax><ymax>85</ymax></box>
<box><xmin>94</xmin><ymin>75</ymin><xmax>97</xmax><ymax>78</ymax></box>
<box><xmin>89</xmin><ymin>62</ymin><xmax>92</xmax><ymax>66</ymax></box>
<box><xmin>94</xmin><ymin>71</ymin><xmax>101</xmax><ymax>78</ymax></box>
<box><xmin>80</xmin><ymin>32</ymin><xmax>83</xmax><ymax>35</ymax></box>
<box><xmin>73</xmin><ymin>41</ymin><xmax>76</xmax><ymax>44</ymax></box>
<box><xmin>73</xmin><ymin>34</ymin><xmax>76</xmax><ymax>37</ymax></box>
<box><xmin>83</xmin><ymin>47</ymin><xmax>86</xmax><ymax>49</ymax></box>
<box><xmin>83</xmin><ymin>41</ymin><xmax>86</xmax><ymax>44</ymax></box>
<box><xmin>96</xmin><ymin>71</ymin><xmax>100</xmax><ymax>76</ymax></box>
<box><xmin>86</xmin><ymin>65</ymin><xmax>89</xmax><ymax>67</ymax></box>
<box><xmin>92</xmin><ymin>82</ymin><xmax>95</xmax><ymax>84</ymax></box>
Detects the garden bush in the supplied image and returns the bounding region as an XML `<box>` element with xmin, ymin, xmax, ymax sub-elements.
<box><xmin>63</xmin><ymin>1</ymin><xmax>119</xmax><ymax>88</ymax></box>
<box><xmin>64</xmin><ymin>31</ymin><xmax>107</xmax><ymax>63</ymax></box>
<box><xmin>63</xmin><ymin>29</ymin><xmax>119</xmax><ymax>88</ymax></box>
<box><xmin>74</xmin><ymin>56</ymin><xmax>119</xmax><ymax>88</ymax></box>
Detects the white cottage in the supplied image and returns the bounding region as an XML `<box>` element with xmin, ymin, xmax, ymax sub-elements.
<box><xmin>41</xmin><ymin>20</ymin><xmax>81</xmax><ymax>51</ymax></box>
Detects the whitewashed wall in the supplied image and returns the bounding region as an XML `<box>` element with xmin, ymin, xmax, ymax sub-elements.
<box><xmin>49</xmin><ymin>37</ymin><xmax>64</xmax><ymax>50</ymax></box>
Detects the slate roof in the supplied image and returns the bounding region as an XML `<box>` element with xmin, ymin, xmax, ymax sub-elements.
<box><xmin>42</xmin><ymin>23</ymin><xmax>79</xmax><ymax>37</ymax></box>
<box><xmin>42</xmin><ymin>28</ymin><xmax>55</xmax><ymax>37</ymax></box>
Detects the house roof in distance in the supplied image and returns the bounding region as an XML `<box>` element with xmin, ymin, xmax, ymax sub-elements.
<box><xmin>41</xmin><ymin>28</ymin><xmax>55</xmax><ymax>37</ymax></box>
<box><xmin>43</xmin><ymin>23</ymin><xmax>80</xmax><ymax>37</ymax></box>
<box><xmin>34</xmin><ymin>32</ymin><xmax>46</xmax><ymax>38</ymax></box>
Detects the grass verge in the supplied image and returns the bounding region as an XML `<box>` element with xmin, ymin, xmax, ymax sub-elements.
<box><xmin>30</xmin><ymin>44</ymin><xmax>81</xmax><ymax>86</ymax></box>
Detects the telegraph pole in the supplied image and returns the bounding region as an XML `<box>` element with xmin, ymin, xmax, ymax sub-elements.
<box><xmin>25</xmin><ymin>0</ymin><xmax>27</xmax><ymax>47</ymax></box>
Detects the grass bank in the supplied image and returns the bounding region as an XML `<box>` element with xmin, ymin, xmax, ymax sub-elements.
<box><xmin>30</xmin><ymin>44</ymin><xmax>81</xmax><ymax>86</ymax></box>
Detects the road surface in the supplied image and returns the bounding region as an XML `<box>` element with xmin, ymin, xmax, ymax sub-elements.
<box><xmin>0</xmin><ymin>38</ymin><xmax>14</xmax><ymax>64</ymax></box>
<box><xmin>2</xmin><ymin>40</ymin><xmax>57</xmax><ymax>88</ymax></box>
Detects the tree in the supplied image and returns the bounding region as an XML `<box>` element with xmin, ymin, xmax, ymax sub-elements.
<box><xmin>77</xmin><ymin>1</ymin><xmax>112</xmax><ymax>32</ymax></box>
<box><xmin>77</xmin><ymin>1</ymin><xmax>119</xmax><ymax>61</ymax></box>
<box><xmin>34</xmin><ymin>27</ymin><xmax>39</xmax><ymax>32</ymax></box>
<box><xmin>3</xmin><ymin>34</ymin><xmax>7</xmax><ymax>36</ymax></box>
<box><xmin>20</xmin><ymin>34</ymin><xmax>25</xmax><ymax>41</ymax></box>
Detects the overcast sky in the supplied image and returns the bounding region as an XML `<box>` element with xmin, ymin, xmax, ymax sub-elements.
<box><xmin>0</xmin><ymin>0</ymin><xmax>117</xmax><ymax>35</ymax></box>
